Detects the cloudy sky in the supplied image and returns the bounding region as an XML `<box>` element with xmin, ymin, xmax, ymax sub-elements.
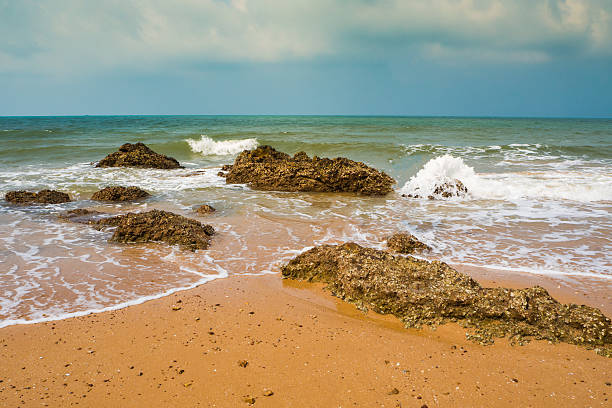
<box><xmin>1</xmin><ymin>0</ymin><xmax>611</xmax><ymax>116</ymax></box>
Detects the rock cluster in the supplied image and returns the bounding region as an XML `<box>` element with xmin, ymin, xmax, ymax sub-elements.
<box><xmin>96</xmin><ymin>142</ymin><xmax>182</xmax><ymax>169</ymax></box>
<box><xmin>404</xmin><ymin>179</ymin><xmax>468</xmax><ymax>199</ymax></box>
<box><xmin>387</xmin><ymin>233</ymin><xmax>431</xmax><ymax>254</ymax></box>
<box><xmin>91</xmin><ymin>186</ymin><xmax>150</xmax><ymax>202</ymax></box>
<box><xmin>5</xmin><ymin>190</ymin><xmax>71</xmax><ymax>204</ymax></box>
<box><xmin>94</xmin><ymin>209</ymin><xmax>214</xmax><ymax>251</ymax></box>
<box><xmin>282</xmin><ymin>243</ymin><xmax>612</xmax><ymax>356</ymax></box>
<box><xmin>196</xmin><ymin>204</ymin><xmax>216</xmax><ymax>215</ymax></box>
<box><xmin>220</xmin><ymin>146</ymin><xmax>395</xmax><ymax>195</ymax></box>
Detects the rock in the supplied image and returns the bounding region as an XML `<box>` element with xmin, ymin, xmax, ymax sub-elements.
<box><xmin>237</xmin><ymin>360</ymin><xmax>249</xmax><ymax>368</ymax></box>
<box><xmin>58</xmin><ymin>209</ymin><xmax>106</xmax><ymax>224</ymax></box>
<box><xmin>196</xmin><ymin>204</ymin><xmax>216</xmax><ymax>215</ymax></box>
<box><xmin>281</xmin><ymin>243</ymin><xmax>612</xmax><ymax>356</ymax></box>
<box><xmin>94</xmin><ymin>209</ymin><xmax>214</xmax><ymax>251</ymax></box>
<box><xmin>388</xmin><ymin>388</ymin><xmax>400</xmax><ymax>395</ymax></box>
<box><xmin>262</xmin><ymin>389</ymin><xmax>274</xmax><ymax>397</ymax></box>
<box><xmin>91</xmin><ymin>186</ymin><xmax>150</xmax><ymax>201</ymax></box>
<box><xmin>243</xmin><ymin>395</ymin><xmax>256</xmax><ymax>405</ymax></box>
<box><xmin>221</xmin><ymin>146</ymin><xmax>395</xmax><ymax>195</ymax></box>
<box><xmin>387</xmin><ymin>233</ymin><xmax>431</xmax><ymax>254</ymax></box>
<box><xmin>5</xmin><ymin>190</ymin><xmax>71</xmax><ymax>204</ymax></box>
<box><xmin>96</xmin><ymin>142</ymin><xmax>182</xmax><ymax>169</ymax></box>
<box><xmin>403</xmin><ymin>179</ymin><xmax>468</xmax><ymax>199</ymax></box>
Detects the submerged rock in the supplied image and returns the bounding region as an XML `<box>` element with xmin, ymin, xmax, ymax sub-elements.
<box><xmin>94</xmin><ymin>209</ymin><xmax>214</xmax><ymax>251</ymax></box>
<box><xmin>96</xmin><ymin>142</ymin><xmax>182</xmax><ymax>169</ymax></box>
<box><xmin>58</xmin><ymin>208</ymin><xmax>107</xmax><ymax>224</ymax></box>
<box><xmin>387</xmin><ymin>233</ymin><xmax>431</xmax><ymax>254</ymax></box>
<box><xmin>404</xmin><ymin>179</ymin><xmax>468</xmax><ymax>200</ymax></box>
<box><xmin>282</xmin><ymin>243</ymin><xmax>612</xmax><ymax>356</ymax></box>
<box><xmin>91</xmin><ymin>186</ymin><xmax>150</xmax><ymax>202</ymax></box>
<box><xmin>221</xmin><ymin>146</ymin><xmax>395</xmax><ymax>195</ymax></box>
<box><xmin>5</xmin><ymin>190</ymin><xmax>71</xmax><ymax>204</ymax></box>
<box><xmin>196</xmin><ymin>204</ymin><xmax>216</xmax><ymax>215</ymax></box>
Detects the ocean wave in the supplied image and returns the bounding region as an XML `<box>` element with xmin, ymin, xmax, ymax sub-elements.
<box><xmin>401</xmin><ymin>143</ymin><xmax>612</xmax><ymax>162</ymax></box>
<box><xmin>400</xmin><ymin>154</ymin><xmax>612</xmax><ymax>202</ymax></box>
<box><xmin>186</xmin><ymin>135</ymin><xmax>258</xmax><ymax>156</ymax></box>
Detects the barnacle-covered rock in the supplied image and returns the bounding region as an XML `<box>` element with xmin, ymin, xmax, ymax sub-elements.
<box><xmin>94</xmin><ymin>209</ymin><xmax>214</xmax><ymax>251</ymax></box>
<box><xmin>403</xmin><ymin>179</ymin><xmax>468</xmax><ymax>199</ymax></box>
<box><xmin>282</xmin><ymin>243</ymin><xmax>612</xmax><ymax>356</ymax></box>
<box><xmin>96</xmin><ymin>142</ymin><xmax>182</xmax><ymax>169</ymax></box>
<box><xmin>91</xmin><ymin>186</ymin><xmax>150</xmax><ymax>201</ymax></box>
<box><xmin>5</xmin><ymin>190</ymin><xmax>71</xmax><ymax>204</ymax></box>
<box><xmin>387</xmin><ymin>233</ymin><xmax>431</xmax><ymax>254</ymax></box>
<box><xmin>196</xmin><ymin>204</ymin><xmax>216</xmax><ymax>215</ymax></box>
<box><xmin>58</xmin><ymin>208</ymin><xmax>107</xmax><ymax>224</ymax></box>
<box><xmin>221</xmin><ymin>146</ymin><xmax>395</xmax><ymax>195</ymax></box>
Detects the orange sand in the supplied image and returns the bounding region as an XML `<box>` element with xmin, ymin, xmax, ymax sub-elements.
<box><xmin>0</xmin><ymin>273</ymin><xmax>610</xmax><ymax>407</ymax></box>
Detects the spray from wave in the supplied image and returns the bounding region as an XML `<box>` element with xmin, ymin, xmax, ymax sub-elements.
<box><xmin>400</xmin><ymin>154</ymin><xmax>612</xmax><ymax>202</ymax></box>
<box><xmin>186</xmin><ymin>135</ymin><xmax>258</xmax><ymax>156</ymax></box>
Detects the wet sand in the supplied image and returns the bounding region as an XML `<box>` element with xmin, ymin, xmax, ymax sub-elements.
<box><xmin>1</xmin><ymin>272</ymin><xmax>610</xmax><ymax>407</ymax></box>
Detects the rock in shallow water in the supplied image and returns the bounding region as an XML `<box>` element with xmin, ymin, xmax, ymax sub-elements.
<box><xmin>221</xmin><ymin>145</ymin><xmax>395</xmax><ymax>195</ymax></box>
<box><xmin>96</xmin><ymin>142</ymin><xmax>182</xmax><ymax>169</ymax></box>
<box><xmin>94</xmin><ymin>209</ymin><xmax>214</xmax><ymax>251</ymax></box>
<box><xmin>91</xmin><ymin>186</ymin><xmax>150</xmax><ymax>201</ymax></box>
<box><xmin>5</xmin><ymin>190</ymin><xmax>71</xmax><ymax>204</ymax></box>
<box><xmin>58</xmin><ymin>208</ymin><xmax>107</xmax><ymax>224</ymax></box>
<box><xmin>387</xmin><ymin>233</ymin><xmax>431</xmax><ymax>254</ymax></box>
<box><xmin>196</xmin><ymin>204</ymin><xmax>216</xmax><ymax>215</ymax></box>
<box><xmin>282</xmin><ymin>243</ymin><xmax>612</xmax><ymax>356</ymax></box>
<box><xmin>404</xmin><ymin>179</ymin><xmax>468</xmax><ymax>200</ymax></box>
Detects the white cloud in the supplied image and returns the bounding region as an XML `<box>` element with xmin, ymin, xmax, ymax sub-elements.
<box><xmin>0</xmin><ymin>0</ymin><xmax>610</xmax><ymax>76</ymax></box>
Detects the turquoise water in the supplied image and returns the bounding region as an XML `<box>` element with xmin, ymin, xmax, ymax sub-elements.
<box><xmin>1</xmin><ymin>116</ymin><xmax>611</xmax><ymax>326</ymax></box>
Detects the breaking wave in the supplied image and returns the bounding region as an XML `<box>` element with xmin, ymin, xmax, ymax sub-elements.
<box><xmin>400</xmin><ymin>154</ymin><xmax>612</xmax><ymax>202</ymax></box>
<box><xmin>186</xmin><ymin>135</ymin><xmax>258</xmax><ymax>156</ymax></box>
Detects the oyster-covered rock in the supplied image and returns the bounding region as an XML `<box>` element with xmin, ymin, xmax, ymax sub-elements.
<box><xmin>387</xmin><ymin>233</ymin><xmax>431</xmax><ymax>254</ymax></box>
<box><xmin>57</xmin><ymin>208</ymin><xmax>109</xmax><ymax>224</ymax></box>
<box><xmin>91</xmin><ymin>186</ymin><xmax>150</xmax><ymax>202</ymax></box>
<box><xmin>282</xmin><ymin>243</ymin><xmax>612</xmax><ymax>356</ymax></box>
<box><xmin>94</xmin><ymin>209</ymin><xmax>214</xmax><ymax>251</ymax></box>
<box><xmin>196</xmin><ymin>204</ymin><xmax>216</xmax><ymax>215</ymax></box>
<box><xmin>5</xmin><ymin>190</ymin><xmax>71</xmax><ymax>204</ymax></box>
<box><xmin>96</xmin><ymin>142</ymin><xmax>182</xmax><ymax>169</ymax></box>
<box><xmin>221</xmin><ymin>146</ymin><xmax>395</xmax><ymax>195</ymax></box>
<box><xmin>404</xmin><ymin>179</ymin><xmax>468</xmax><ymax>199</ymax></box>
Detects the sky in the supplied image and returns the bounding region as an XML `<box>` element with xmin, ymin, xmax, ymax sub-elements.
<box><xmin>1</xmin><ymin>0</ymin><xmax>612</xmax><ymax>117</ymax></box>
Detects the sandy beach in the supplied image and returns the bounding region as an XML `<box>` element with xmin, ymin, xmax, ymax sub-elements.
<box><xmin>1</xmin><ymin>271</ymin><xmax>610</xmax><ymax>407</ymax></box>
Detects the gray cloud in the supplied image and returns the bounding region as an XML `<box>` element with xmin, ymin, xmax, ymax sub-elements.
<box><xmin>1</xmin><ymin>0</ymin><xmax>611</xmax><ymax>75</ymax></box>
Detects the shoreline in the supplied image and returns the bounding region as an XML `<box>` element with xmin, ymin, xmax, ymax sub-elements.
<box><xmin>2</xmin><ymin>259</ymin><xmax>610</xmax><ymax>331</ymax></box>
<box><xmin>1</xmin><ymin>269</ymin><xmax>610</xmax><ymax>407</ymax></box>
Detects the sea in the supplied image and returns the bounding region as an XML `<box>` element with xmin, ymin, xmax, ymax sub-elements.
<box><xmin>1</xmin><ymin>115</ymin><xmax>611</xmax><ymax>327</ymax></box>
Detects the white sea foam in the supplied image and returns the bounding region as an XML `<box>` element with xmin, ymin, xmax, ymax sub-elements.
<box><xmin>186</xmin><ymin>135</ymin><xmax>258</xmax><ymax>156</ymax></box>
<box><xmin>400</xmin><ymin>154</ymin><xmax>612</xmax><ymax>202</ymax></box>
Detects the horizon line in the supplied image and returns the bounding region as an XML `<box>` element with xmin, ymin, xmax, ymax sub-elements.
<box><xmin>1</xmin><ymin>114</ymin><xmax>611</xmax><ymax>120</ymax></box>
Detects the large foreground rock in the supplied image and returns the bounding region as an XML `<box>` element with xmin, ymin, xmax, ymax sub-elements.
<box><xmin>221</xmin><ymin>146</ymin><xmax>395</xmax><ymax>195</ymax></box>
<box><xmin>96</xmin><ymin>142</ymin><xmax>182</xmax><ymax>169</ymax></box>
<box><xmin>95</xmin><ymin>209</ymin><xmax>214</xmax><ymax>251</ymax></box>
<box><xmin>5</xmin><ymin>190</ymin><xmax>71</xmax><ymax>204</ymax></box>
<box><xmin>282</xmin><ymin>243</ymin><xmax>612</xmax><ymax>356</ymax></box>
<box><xmin>92</xmin><ymin>186</ymin><xmax>150</xmax><ymax>201</ymax></box>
